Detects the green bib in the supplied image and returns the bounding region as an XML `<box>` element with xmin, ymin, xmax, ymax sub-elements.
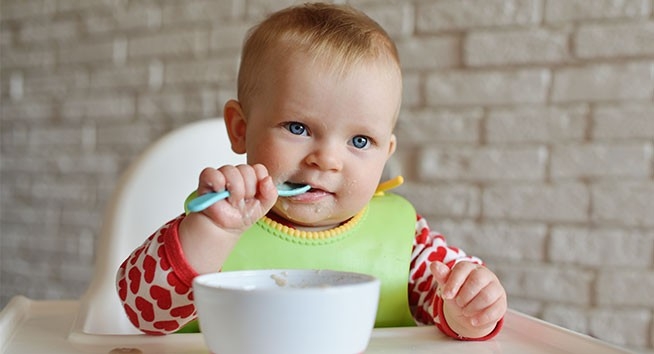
<box><xmin>220</xmin><ymin>193</ymin><xmax>416</xmax><ymax>328</ymax></box>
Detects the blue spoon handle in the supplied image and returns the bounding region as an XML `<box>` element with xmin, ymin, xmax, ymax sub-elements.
<box><xmin>187</xmin><ymin>184</ymin><xmax>310</xmax><ymax>213</ymax></box>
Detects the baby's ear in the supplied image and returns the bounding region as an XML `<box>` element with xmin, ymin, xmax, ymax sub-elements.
<box><xmin>223</xmin><ymin>100</ymin><xmax>247</xmax><ymax>154</ymax></box>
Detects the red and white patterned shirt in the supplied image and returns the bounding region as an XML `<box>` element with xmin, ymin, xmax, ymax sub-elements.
<box><xmin>117</xmin><ymin>213</ymin><xmax>502</xmax><ymax>339</ymax></box>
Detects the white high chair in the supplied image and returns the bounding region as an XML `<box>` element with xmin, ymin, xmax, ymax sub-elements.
<box><xmin>70</xmin><ymin>118</ymin><xmax>245</xmax><ymax>336</ymax></box>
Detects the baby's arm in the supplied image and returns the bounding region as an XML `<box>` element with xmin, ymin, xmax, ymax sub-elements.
<box><xmin>408</xmin><ymin>215</ymin><xmax>506</xmax><ymax>340</ymax></box>
<box><xmin>179</xmin><ymin>164</ymin><xmax>278</xmax><ymax>273</ymax></box>
<box><xmin>116</xmin><ymin>163</ymin><xmax>278</xmax><ymax>334</ymax></box>
<box><xmin>117</xmin><ymin>215</ymin><xmax>198</xmax><ymax>334</ymax></box>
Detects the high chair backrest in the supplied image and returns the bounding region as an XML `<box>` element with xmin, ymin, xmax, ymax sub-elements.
<box><xmin>71</xmin><ymin>118</ymin><xmax>245</xmax><ymax>335</ymax></box>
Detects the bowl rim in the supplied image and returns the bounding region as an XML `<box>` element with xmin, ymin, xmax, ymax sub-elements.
<box><xmin>192</xmin><ymin>268</ymin><xmax>380</xmax><ymax>292</ymax></box>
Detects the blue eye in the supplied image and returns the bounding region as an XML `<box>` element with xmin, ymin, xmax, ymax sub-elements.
<box><xmin>285</xmin><ymin>122</ymin><xmax>308</xmax><ymax>136</ymax></box>
<box><xmin>351</xmin><ymin>135</ymin><xmax>370</xmax><ymax>149</ymax></box>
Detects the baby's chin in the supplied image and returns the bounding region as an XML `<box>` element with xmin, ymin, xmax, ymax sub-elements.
<box><xmin>270</xmin><ymin>205</ymin><xmax>349</xmax><ymax>232</ymax></box>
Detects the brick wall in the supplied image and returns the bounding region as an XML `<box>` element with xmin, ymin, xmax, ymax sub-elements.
<box><xmin>1</xmin><ymin>0</ymin><xmax>652</xmax><ymax>352</ymax></box>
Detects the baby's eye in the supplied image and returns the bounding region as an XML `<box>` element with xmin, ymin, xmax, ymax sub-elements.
<box><xmin>284</xmin><ymin>122</ymin><xmax>308</xmax><ymax>136</ymax></box>
<box><xmin>350</xmin><ymin>135</ymin><xmax>370</xmax><ymax>149</ymax></box>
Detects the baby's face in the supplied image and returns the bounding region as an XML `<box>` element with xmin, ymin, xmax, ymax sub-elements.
<box><xmin>243</xmin><ymin>53</ymin><xmax>402</xmax><ymax>230</ymax></box>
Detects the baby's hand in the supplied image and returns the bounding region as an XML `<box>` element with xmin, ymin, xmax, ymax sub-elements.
<box><xmin>195</xmin><ymin>163</ymin><xmax>278</xmax><ymax>231</ymax></box>
<box><xmin>430</xmin><ymin>261</ymin><xmax>507</xmax><ymax>339</ymax></box>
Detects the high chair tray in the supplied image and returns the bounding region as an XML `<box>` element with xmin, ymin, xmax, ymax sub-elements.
<box><xmin>1</xmin><ymin>296</ymin><xmax>635</xmax><ymax>354</ymax></box>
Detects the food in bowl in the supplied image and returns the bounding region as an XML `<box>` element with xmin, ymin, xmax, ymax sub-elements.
<box><xmin>192</xmin><ymin>269</ymin><xmax>380</xmax><ymax>354</ymax></box>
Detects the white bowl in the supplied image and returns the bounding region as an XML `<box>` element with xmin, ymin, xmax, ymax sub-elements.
<box><xmin>192</xmin><ymin>269</ymin><xmax>381</xmax><ymax>354</ymax></box>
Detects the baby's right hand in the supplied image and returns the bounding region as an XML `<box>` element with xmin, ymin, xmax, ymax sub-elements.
<box><xmin>194</xmin><ymin>163</ymin><xmax>278</xmax><ymax>232</ymax></box>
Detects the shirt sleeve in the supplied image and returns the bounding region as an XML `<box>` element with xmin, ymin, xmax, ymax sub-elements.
<box><xmin>116</xmin><ymin>214</ymin><xmax>199</xmax><ymax>335</ymax></box>
<box><xmin>408</xmin><ymin>214</ymin><xmax>503</xmax><ymax>340</ymax></box>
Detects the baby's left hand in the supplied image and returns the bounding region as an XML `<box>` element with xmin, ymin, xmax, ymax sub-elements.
<box><xmin>430</xmin><ymin>261</ymin><xmax>507</xmax><ymax>339</ymax></box>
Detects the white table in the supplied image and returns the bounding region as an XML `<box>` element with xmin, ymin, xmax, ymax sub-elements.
<box><xmin>0</xmin><ymin>295</ymin><xmax>635</xmax><ymax>354</ymax></box>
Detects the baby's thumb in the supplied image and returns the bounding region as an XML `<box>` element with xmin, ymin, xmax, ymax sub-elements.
<box><xmin>430</xmin><ymin>261</ymin><xmax>450</xmax><ymax>286</ymax></box>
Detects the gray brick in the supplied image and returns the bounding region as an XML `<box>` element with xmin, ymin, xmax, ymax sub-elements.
<box><xmin>22</xmin><ymin>68</ymin><xmax>90</xmax><ymax>97</ymax></box>
<box><xmin>576</xmin><ymin>22</ymin><xmax>654</xmax><ymax>59</ymax></box>
<box><xmin>426</xmin><ymin>69</ymin><xmax>550</xmax><ymax>106</ymax></box>
<box><xmin>1</xmin><ymin>46</ymin><xmax>56</xmax><ymax>68</ymax></box>
<box><xmin>436</xmin><ymin>220</ymin><xmax>548</xmax><ymax>262</ymax></box>
<box><xmin>396</xmin><ymin>108</ymin><xmax>482</xmax><ymax>144</ymax></box>
<box><xmin>416</xmin><ymin>0</ymin><xmax>542</xmax><ymax>32</ymax></box>
<box><xmin>487</xmin><ymin>105</ymin><xmax>589</xmax><ymax>143</ymax></box>
<box><xmin>542</xmin><ymin>304</ymin><xmax>589</xmax><ymax>334</ymax></box>
<box><xmin>551</xmin><ymin>62</ymin><xmax>654</xmax><ymax>102</ymax></box>
<box><xmin>61</xmin><ymin>94</ymin><xmax>135</xmax><ymax>121</ymax></box>
<box><xmin>397</xmin><ymin>182</ymin><xmax>481</xmax><ymax>218</ymax></box>
<box><xmin>165</xmin><ymin>58</ymin><xmax>237</xmax><ymax>84</ymax></box>
<box><xmin>419</xmin><ymin>146</ymin><xmax>547</xmax><ymax>181</ymax></box>
<box><xmin>466</xmin><ymin>28</ymin><xmax>570</xmax><ymax>66</ymax></box>
<box><xmin>589</xmin><ymin>309</ymin><xmax>651</xmax><ymax>348</ymax></box>
<box><xmin>17</xmin><ymin>18</ymin><xmax>78</xmax><ymax>43</ymax></box>
<box><xmin>593</xmin><ymin>103</ymin><xmax>654</xmax><ymax>140</ymax></box>
<box><xmin>58</xmin><ymin>39</ymin><xmax>115</xmax><ymax>65</ymax></box>
<box><xmin>597</xmin><ymin>270</ymin><xmax>654</xmax><ymax>307</ymax></box>
<box><xmin>551</xmin><ymin>143</ymin><xmax>652</xmax><ymax>179</ymax></box>
<box><xmin>396</xmin><ymin>36</ymin><xmax>460</xmax><ymax>71</ymax></box>
<box><xmin>90</xmin><ymin>65</ymin><xmax>149</xmax><ymax>89</ymax></box>
<box><xmin>545</xmin><ymin>0</ymin><xmax>651</xmax><ymax>22</ymax></box>
<box><xmin>592</xmin><ymin>181</ymin><xmax>654</xmax><ymax>227</ymax></box>
<box><xmin>550</xmin><ymin>226</ymin><xmax>654</xmax><ymax>267</ymax></box>
<box><xmin>494</xmin><ymin>264</ymin><xmax>594</xmax><ymax>304</ymax></box>
<box><xmin>353</xmin><ymin>1</ymin><xmax>414</xmax><ymax>38</ymax></box>
<box><xmin>400</xmin><ymin>73</ymin><xmax>421</xmax><ymax>108</ymax></box>
<box><xmin>0</xmin><ymin>0</ymin><xmax>57</xmax><ymax>20</ymax></box>
<box><xmin>128</xmin><ymin>30</ymin><xmax>210</xmax><ymax>59</ymax></box>
<box><xmin>483</xmin><ymin>182</ymin><xmax>589</xmax><ymax>222</ymax></box>
<box><xmin>210</xmin><ymin>23</ymin><xmax>252</xmax><ymax>52</ymax></box>
<box><xmin>162</xmin><ymin>0</ymin><xmax>241</xmax><ymax>24</ymax></box>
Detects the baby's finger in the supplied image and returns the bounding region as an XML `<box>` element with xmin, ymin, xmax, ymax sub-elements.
<box><xmin>467</xmin><ymin>294</ymin><xmax>507</xmax><ymax>328</ymax></box>
<box><xmin>218</xmin><ymin>165</ymin><xmax>246</xmax><ymax>202</ymax></box>
<box><xmin>198</xmin><ymin>167</ymin><xmax>227</xmax><ymax>194</ymax></box>
<box><xmin>454</xmin><ymin>266</ymin><xmax>493</xmax><ymax>308</ymax></box>
<box><xmin>460</xmin><ymin>280</ymin><xmax>503</xmax><ymax>317</ymax></box>
<box><xmin>235</xmin><ymin>164</ymin><xmax>261</xmax><ymax>199</ymax></box>
<box><xmin>441</xmin><ymin>262</ymin><xmax>478</xmax><ymax>300</ymax></box>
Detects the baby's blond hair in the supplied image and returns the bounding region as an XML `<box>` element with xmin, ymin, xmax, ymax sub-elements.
<box><xmin>237</xmin><ymin>2</ymin><xmax>401</xmax><ymax>115</ymax></box>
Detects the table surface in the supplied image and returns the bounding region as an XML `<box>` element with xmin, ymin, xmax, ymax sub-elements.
<box><xmin>0</xmin><ymin>296</ymin><xmax>636</xmax><ymax>354</ymax></box>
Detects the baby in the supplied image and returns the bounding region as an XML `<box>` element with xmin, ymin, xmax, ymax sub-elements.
<box><xmin>117</xmin><ymin>2</ymin><xmax>506</xmax><ymax>340</ymax></box>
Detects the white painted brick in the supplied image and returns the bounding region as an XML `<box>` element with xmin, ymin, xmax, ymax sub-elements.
<box><xmin>396</xmin><ymin>36</ymin><xmax>459</xmax><ymax>71</ymax></box>
<box><xmin>128</xmin><ymin>30</ymin><xmax>210</xmax><ymax>59</ymax></box>
<box><xmin>419</xmin><ymin>146</ymin><xmax>547</xmax><ymax>181</ymax></box>
<box><xmin>137</xmin><ymin>91</ymin><xmax>187</xmax><ymax>118</ymax></box>
<box><xmin>0</xmin><ymin>0</ymin><xmax>57</xmax><ymax>20</ymax></box>
<box><xmin>396</xmin><ymin>108</ymin><xmax>482</xmax><ymax>144</ymax></box>
<box><xmin>597</xmin><ymin>270</ymin><xmax>654</xmax><ymax>307</ymax></box>
<box><xmin>95</xmin><ymin>122</ymin><xmax>155</xmax><ymax>153</ymax></box>
<box><xmin>589</xmin><ymin>309</ymin><xmax>651</xmax><ymax>348</ymax></box>
<box><xmin>465</xmin><ymin>28</ymin><xmax>570</xmax><ymax>66</ymax></box>
<box><xmin>576</xmin><ymin>22</ymin><xmax>654</xmax><ymax>59</ymax></box>
<box><xmin>61</xmin><ymin>94</ymin><xmax>135</xmax><ymax>121</ymax></box>
<box><xmin>400</xmin><ymin>72</ymin><xmax>421</xmax><ymax>108</ymax></box>
<box><xmin>551</xmin><ymin>62</ymin><xmax>654</xmax><ymax>102</ymax></box>
<box><xmin>487</xmin><ymin>105</ymin><xmax>589</xmax><ymax>143</ymax></box>
<box><xmin>165</xmin><ymin>58</ymin><xmax>238</xmax><ymax>84</ymax></box>
<box><xmin>83</xmin><ymin>3</ymin><xmax>162</xmax><ymax>35</ymax></box>
<box><xmin>245</xmin><ymin>0</ymin><xmax>301</xmax><ymax>19</ymax></box>
<box><xmin>56</xmin><ymin>0</ymin><xmax>114</xmax><ymax>13</ymax></box>
<box><xmin>1</xmin><ymin>46</ymin><xmax>56</xmax><ymax>68</ymax></box>
<box><xmin>542</xmin><ymin>304</ymin><xmax>589</xmax><ymax>334</ymax></box>
<box><xmin>22</xmin><ymin>68</ymin><xmax>90</xmax><ymax>97</ymax></box>
<box><xmin>27</xmin><ymin>126</ymin><xmax>84</xmax><ymax>149</ymax></box>
<box><xmin>1</xmin><ymin>98</ymin><xmax>54</xmax><ymax>121</ymax></box>
<box><xmin>397</xmin><ymin>182</ymin><xmax>481</xmax><ymax>218</ymax></box>
<box><xmin>210</xmin><ymin>23</ymin><xmax>252</xmax><ymax>51</ymax></box>
<box><xmin>17</xmin><ymin>18</ymin><xmax>77</xmax><ymax>43</ymax></box>
<box><xmin>348</xmin><ymin>1</ymin><xmax>414</xmax><ymax>38</ymax></box>
<box><xmin>483</xmin><ymin>182</ymin><xmax>589</xmax><ymax>222</ymax></box>
<box><xmin>162</xmin><ymin>0</ymin><xmax>241</xmax><ymax>24</ymax></box>
<box><xmin>416</xmin><ymin>0</ymin><xmax>542</xmax><ymax>32</ymax></box>
<box><xmin>436</xmin><ymin>220</ymin><xmax>548</xmax><ymax>262</ymax></box>
<box><xmin>545</xmin><ymin>0</ymin><xmax>651</xmax><ymax>22</ymax></box>
<box><xmin>426</xmin><ymin>69</ymin><xmax>550</xmax><ymax>106</ymax></box>
<box><xmin>58</xmin><ymin>39</ymin><xmax>115</xmax><ymax>65</ymax></box>
<box><xmin>90</xmin><ymin>64</ymin><xmax>149</xmax><ymax>89</ymax></box>
<box><xmin>551</xmin><ymin>143</ymin><xmax>652</xmax><ymax>179</ymax></box>
<box><xmin>593</xmin><ymin>103</ymin><xmax>654</xmax><ymax>140</ymax></box>
<box><xmin>31</xmin><ymin>177</ymin><xmax>96</xmax><ymax>205</ymax></box>
<box><xmin>494</xmin><ymin>264</ymin><xmax>593</xmax><ymax>304</ymax></box>
<box><xmin>550</xmin><ymin>226</ymin><xmax>654</xmax><ymax>267</ymax></box>
<box><xmin>592</xmin><ymin>181</ymin><xmax>654</xmax><ymax>227</ymax></box>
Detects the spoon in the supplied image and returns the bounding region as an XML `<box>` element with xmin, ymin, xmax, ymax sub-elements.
<box><xmin>186</xmin><ymin>183</ymin><xmax>311</xmax><ymax>213</ymax></box>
